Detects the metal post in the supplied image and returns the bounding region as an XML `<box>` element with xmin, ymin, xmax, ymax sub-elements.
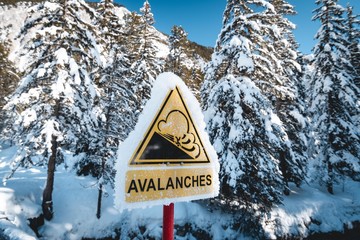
<box><xmin>162</xmin><ymin>203</ymin><xmax>174</xmax><ymax>240</ymax></box>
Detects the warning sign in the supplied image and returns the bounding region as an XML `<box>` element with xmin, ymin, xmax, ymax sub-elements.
<box><xmin>130</xmin><ymin>86</ymin><xmax>210</xmax><ymax>165</ymax></box>
<box><xmin>115</xmin><ymin>73</ymin><xmax>219</xmax><ymax>211</ymax></box>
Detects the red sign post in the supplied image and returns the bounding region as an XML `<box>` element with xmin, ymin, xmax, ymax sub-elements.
<box><xmin>163</xmin><ymin>203</ymin><xmax>174</xmax><ymax>240</ymax></box>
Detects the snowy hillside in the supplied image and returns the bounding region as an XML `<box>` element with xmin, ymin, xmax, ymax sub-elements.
<box><xmin>0</xmin><ymin>1</ymin><xmax>211</xmax><ymax>84</ymax></box>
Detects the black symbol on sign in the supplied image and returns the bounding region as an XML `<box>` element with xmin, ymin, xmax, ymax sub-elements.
<box><xmin>140</xmin><ymin>110</ymin><xmax>201</xmax><ymax>160</ymax></box>
<box><xmin>130</xmin><ymin>87</ymin><xmax>210</xmax><ymax>165</ymax></box>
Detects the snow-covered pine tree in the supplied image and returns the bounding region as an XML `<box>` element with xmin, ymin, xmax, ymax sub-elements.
<box><xmin>125</xmin><ymin>0</ymin><xmax>163</xmax><ymax>111</ymax></box>
<box><xmin>96</xmin><ymin>0</ymin><xmax>125</xmax><ymax>59</ymax></box>
<box><xmin>166</xmin><ymin>25</ymin><xmax>188</xmax><ymax>77</ymax></box>
<box><xmin>123</xmin><ymin>11</ymin><xmax>142</xmax><ymax>59</ymax></box>
<box><xmin>201</xmin><ymin>1</ymin><xmax>286</xmax><ymax>229</ymax></box>
<box><xmin>344</xmin><ymin>5</ymin><xmax>360</xmax><ymax>147</ymax></box>
<box><xmin>300</xmin><ymin>54</ymin><xmax>321</xmax><ymax>162</ymax></box>
<box><xmin>165</xmin><ymin>25</ymin><xmax>202</xmax><ymax>98</ymax></box>
<box><xmin>2</xmin><ymin>0</ymin><xmax>103</xmax><ymax>220</ymax></box>
<box><xmin>310</xmin><ymin>0</ymin><xmax>360</xmax><ymax>194</ymax></box>
<box><xmin>346</xmin><ymin>5</ymin><xmax>360</xmax><ymax>89</ymax></box>
<box><xmin>0</xmin><ymin>41</ymin><xmax>19</xmax><ymax>131</ymax></box>
<box><xmin>203</xmin><ymin>0</ymin><xmax>293</xmax><ymax>102</ymax></box>
<box><xmin>93</xmin><ymin>0</ymin><xmax>138</xmax><ymax>219</ymax></box>
<box><xmin>269</xmin><ymin>0</ymin><xmax>308</xmax><ymax>192</ymax></box>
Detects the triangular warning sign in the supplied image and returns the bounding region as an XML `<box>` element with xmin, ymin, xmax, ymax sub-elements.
<box><xmin>130</xmin><ymin>86</ymin><xmax>210</xmax><ymax>165</ymax></box>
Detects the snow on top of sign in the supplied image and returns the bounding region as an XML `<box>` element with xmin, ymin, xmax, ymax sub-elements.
<box><xmin>114</xmin><ymin>72</ymin><xmax>219</xmax><ymax>212</ymax></box>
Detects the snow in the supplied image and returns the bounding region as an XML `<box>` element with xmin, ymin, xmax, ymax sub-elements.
<box><xmin>237</xmin><ymin>53</ymin><xmax>254</xmax><ymax>71</ymax></box>
<box><xmin>43</xmin><ymin>2</ymin><xmax>59</xmax><ymax>12</ymax></box>
<box><xmin>36</xmin><ymin>26</ymin><xmax>61</xmax><ymax>37</ymax></box>
<box><xmin>1</xmin><ymin>139</ymin><xmax>360</xmax><ymax>239</ymax></box>
<box><xmin>289</xmin><ymin>109</ymin><xmax>307</xmax><ymax>128</ymax></box>
<box><xmin>114</xmin><ymin>5</ymin><xmax>129</xmax><ymax>21</ymax></box>
<box><xmin>324</xmin><ymin>43</ymin><xmax>331</xmax><ymax>52</ymax></box>
<box><xmin>266</xmin><ymin>182</ymin><xmax>360</xmax><ymax>239</ymax></box>
<box><xmin>21</xmin><ymin>109</ymin><xmax>37</xmax><ymax>128</ymax></box>
<box><xmin>0</xmin><ymin>2</ymin><xmax>30</xmax><ymax>55</ymax></box>
<box><xmin>40</xmin><ymin>120</ymin><xmax>61</xmax><ymax>150</ymax></box>
<box><xmin>55</xmin><ymin>48</ymin><xmax>69</xmax><ymax>66</ymax></box>
<box><xmin>0</xmin><ymin>144</ymin><xmax>223</xmax><ymax>239</ymax></box>
<box><xmin>151</xmin><ymin>28</ymin><xmax>170</xmax><ymax>59</ymax></box>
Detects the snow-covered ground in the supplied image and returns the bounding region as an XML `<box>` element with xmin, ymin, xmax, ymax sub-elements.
<box><xmin>1</xmin><ymin>143</ymin><xmax>360</xmax><ymax>239</ymax></box>
<box><xmin>266</xmin><ymin>181</ymin><xmax>360</xmax><ymax>238</ymax></box>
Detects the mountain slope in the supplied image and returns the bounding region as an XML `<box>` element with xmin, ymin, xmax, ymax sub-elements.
<box><xmin>0</xmin><ymin>0</ymin><xmax>212</xmax><ymax>87</ymax></box>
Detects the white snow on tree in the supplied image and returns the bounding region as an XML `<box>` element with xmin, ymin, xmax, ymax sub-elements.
<box><xmin>268</xmin><ymin>0</ymin><xmax>308</xmax><ymax>192</ymax></box>
<box><xmin>201</xmin><ymin>3</ymin><xmax>290</xmax><ymax>230</ymax></box>
<box><xmin>2</xmin><ymin>0</ymin><xmax>103</xmax><ymax>220</ymax></box>
<box><xmin>165</xmin><ymin>25</ymin><xmax>204</xmax><ymax>99</ymax></box>
<box><xmin>0</xmin><ymin>41</ymin><xmax>19</xmax><ymax>132</ymax></box>
<box><xmin>92</xmin><ymin>0</ymin><xmax>138</xmax><ymax>219</ymax></box>
<box><xmin>309</xmin><ymin>0</ymin><xmax>360</xmax><ymax>194</ymax></box>
<box><xmin>125</xmin><ymin>0</ymin><xmax>163</xmax><ymax>113</ymax></box>
<box><xmin>204</xmin><ymin>75</ymin><xmax>284</xmax><ymax>209</ymax></box>
<box><xmin>345</xmin><ymin>5</ymin><xmax>360</xmax><ymax>89</ymax></box>
<box><xmin>166</xmin><ymin>25</ymin><xmax>188</xmax><ymax>76</ymax></box>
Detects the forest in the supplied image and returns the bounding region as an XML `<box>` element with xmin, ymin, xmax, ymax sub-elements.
<box><xmin>0</xmin><ymin>0</ymin><xmax>359</xmax><ymax>239</ymax></box>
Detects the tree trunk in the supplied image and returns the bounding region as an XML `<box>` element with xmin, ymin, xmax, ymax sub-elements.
<box><xmin>275</xmin><ymin>98</ymin><xmax>290</xmax><ymax>196</ymax></box>
<box><xmin>42</xmin><ymin>100</ymin><xmax>60</xmax><ymax>220</ymax></box>
<box><xmin>96</xmin><ymin>146</ymin><xmax>108</xmax><ymax>219</ymax></box>
<box><xmin>96</xmin><ymin>183</ymin><xmax>103</xmax><ymax>219</ymax></box>
<box><xmin>96</xmin><ymin>106</ymin><xmax>111</xmax><ymax>219</ymax></box>
<box><xmin>327</xmin><ymin>160</ymin><xmax>334</xmax><ymax>194</ymax></box>
<box><xmin>327</xmin><ymin>91</ymin><xmax>334</xmax><ymax>195</ymax></box>
<box><xmin>96</xmin><ymin>155</ymin><xmax>106</xmax><ymax>219</ymax></box>
<box><xmin>42</xmin><ymin>134</ymin><xmax>57</xmax><ymax>220</ymax></box>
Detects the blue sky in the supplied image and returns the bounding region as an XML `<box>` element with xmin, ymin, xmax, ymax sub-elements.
<box><xmin>114</xmin><ymin>0</ymin><xmax>360</xmax><ymax>54</ymax></box>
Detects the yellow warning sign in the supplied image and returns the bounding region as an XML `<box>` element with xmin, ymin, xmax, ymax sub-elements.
<box><xmin>115</xmin><ymin>75</ymin><xmax>219</xmax><ymax>209</ymax></box>
<box><xmin>130</xmin><ymin>86</ymin><xmax>210</xmax><ymax>165</ymax></box>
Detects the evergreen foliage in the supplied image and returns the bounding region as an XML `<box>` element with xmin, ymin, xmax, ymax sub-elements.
<box><xmin>0</xmin><ymin>41</ymin><xmax>19</xmax><ymax>131</ymax></box>
<box><xmin>93</xmin><ymin>0</ymin><xmax>138</xmax><ymax>219</ymax></box>
<box><xmin>0</xmin><ymin>0</ymin><xmax>359</xmax><ymax>235</ymax></box>
<box><xmin>165</xmin><ymin>25</ymin><xmax>204</xmax><ymax>98</ymax></box>
<box><xmin>201</xmin><ymin>2</ymin><xmax>297</xmax><ymax>227</ymax></box>
<box><xmin>269</xmin><ymin>0</ymin><xmax>308</xmax><ymax>192</ymax></box>
<box><xmin>204</xmin><ymin>75</ymin><xmax>284</xmax><ymax>212</ymax></box>
<box><xmin>310</xmin><ymin>0</ymin><xmax>360</xmax><ymax>194</ymax></box>
<box><xmin>2</xmin><ymin>0</ymin><xmax>103</xmax><ymax>219</ymax></box>
<box><xmin>166</xmin><ymin>25</ymin><xmax>188</xmax><ymax>77</ymax></box>
<box><xmin>125</xmin><ymin>0</ymin><xmax>163</xmax><ymax>111</ymax></box>
<box><xmin>346</xmin><ymin>5</ymin><xmax>360</xmax><ymax>89</ymax></box>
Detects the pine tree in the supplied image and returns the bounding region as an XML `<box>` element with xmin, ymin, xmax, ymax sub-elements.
<box><xmin>301</xmin><ymin>54</ymin><xmax>320</xmax><ymax>161</ymax></box>
<box><xmin>93</xmin><ymin>0</ymin><xmax>137</xmax><ymax>219</ymax></box>
<box><xmin>125</xmin><ymin>0</ymin><xmax>163</xmax><ymax>111</ymax></box>
<box><xmin>310</xmin><ymin>0</ymin><xmax>360</xmax><ymax>194</ymax></box>
<box><xmin>165</xmin><ymin>25</ymin><xmax>203</xmax><ymax>98</ymax></box>
<box><xmin>96</xmin><ymin>0</ymin><xmax>125</xmax><ymax>58</ymax></box>
<box><xmin>203</xmin><ymin>0</ymin><xmax>294</xmax><ymax>102</ymax></box>
<box><xmin>269</xmin><ymin>0</ymin><xmax>308</xmax><ymax>192</ymax></box>
<box><xmin>201</xmin><ymin>1</ymin><xmax>287</xmax><ymax>226</ymax></box>
<box><xmin>123</xmin><ymin>12</ymin><xmax>142</xmax><ymax>59</ymax></box>
<box><xmin>2</xmin><ymin>0</ymin><xmax>103</xmax><ymax>220</ymax></box>
<box><xmin>0</xmin><ymin>41</ymin><xmax>20</xmax><ymax>131</ymax></box>
<box><xmin>346</xmin><ymin>5</ymin><xmax>360</xmax><ymax>89</ymax></box>
<box><xmin>166</xmin><ymin>25</ymin><xmax>188</xmax><ymax>76</ymax></box>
